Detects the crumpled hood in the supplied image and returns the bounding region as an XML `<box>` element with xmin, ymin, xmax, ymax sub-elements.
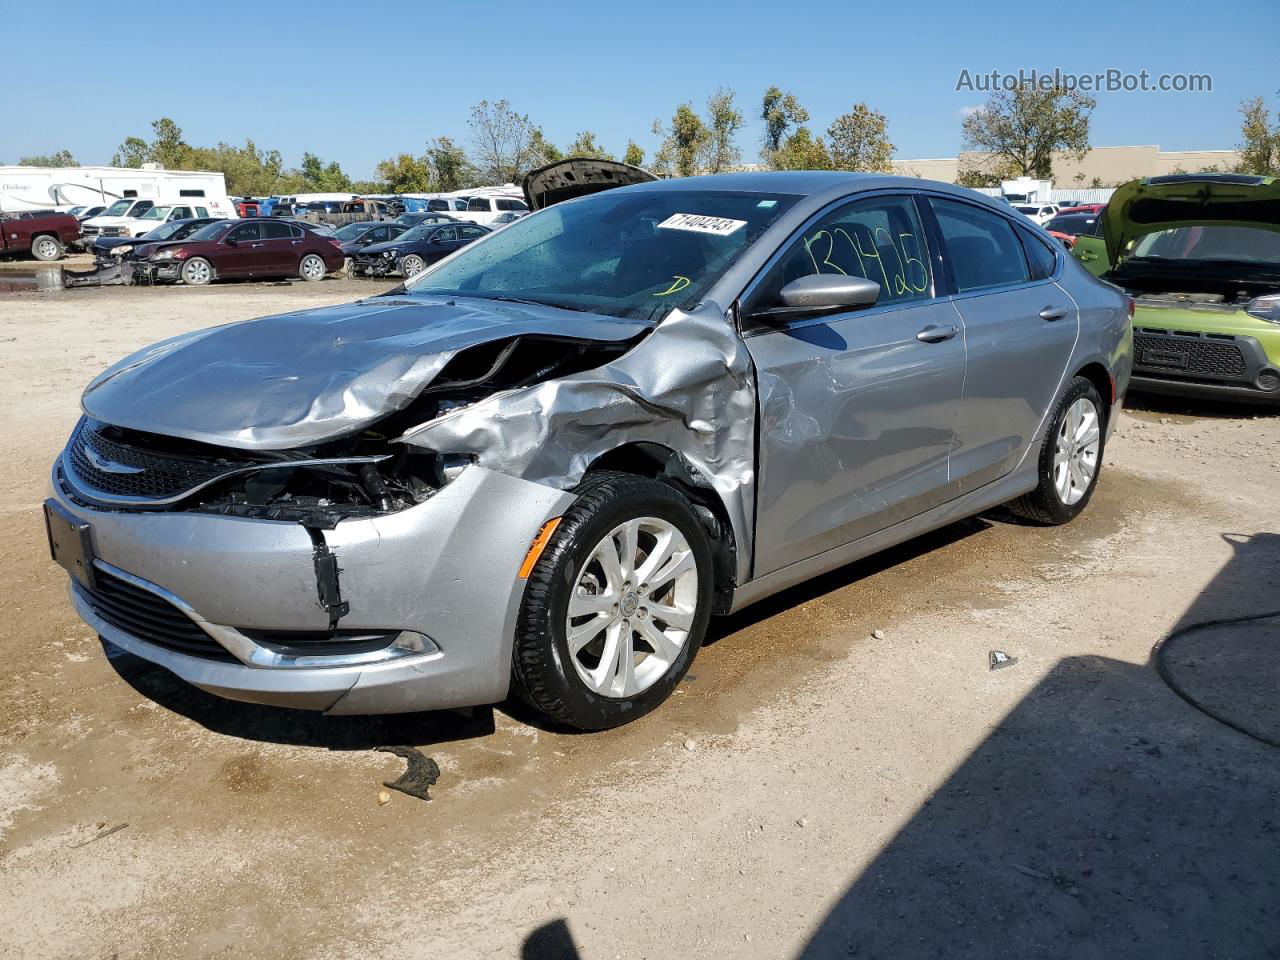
<box><xmin>81</xmin><ymin>296</ymin><xmax>651</xmax><ymax>450</ymax></box>
<box><xmin>522</xmin><ymin>158</ymin><xmax>658</xmax><ymax>210</ymax></box>
<box><xmin>1103</xmin><ymin>174</ymin><xmax>1280</xmax><ymax>265</ymax></box>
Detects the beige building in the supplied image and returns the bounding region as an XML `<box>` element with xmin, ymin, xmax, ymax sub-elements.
<box><xmin>894</xmin><ymin>145</ymin><xmax>1242</xmax><ymax>186</ymax></box>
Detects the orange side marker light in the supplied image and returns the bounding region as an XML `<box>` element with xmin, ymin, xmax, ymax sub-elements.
<box><xmin>518</xmin><ymin>517</ymin><xmax>562</xmax><ymax>579</ymax></box>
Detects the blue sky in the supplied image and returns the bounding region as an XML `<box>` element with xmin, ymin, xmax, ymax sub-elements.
<box><xmin>6</xmin><ymin>0</ymin><xmax>1274</xmax><ymax>178</ymax></box>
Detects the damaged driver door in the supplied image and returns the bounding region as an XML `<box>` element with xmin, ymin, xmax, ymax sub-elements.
<box><xmin>742</xmin><ymin>193</ymin><xmax>966</xmax><ymax>578</ymax></box>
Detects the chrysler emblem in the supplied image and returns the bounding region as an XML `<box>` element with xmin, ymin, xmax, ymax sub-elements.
<box><xmin>84</xmin><ymin>446</ymin><xmax>145</xmax><ymax>475</ymax></box>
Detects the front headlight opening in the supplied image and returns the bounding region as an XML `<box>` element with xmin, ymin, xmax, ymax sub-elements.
<box><xmin>1245</xmin><ymin>294</ymin><xmax>1280</xmax><ymax>325</ymax></box>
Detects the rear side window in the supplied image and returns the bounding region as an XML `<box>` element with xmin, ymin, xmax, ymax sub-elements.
<box><xmin>930</xmin><ymin>199</ymin><xmax>1030</xmax><ymax>293</ymax></box>
<box><xmin>460</xmin><ymin>226</ymin><xmax>487</xmax><ymax>239</ymax></box>
<box><xmin>434</xmin><ymin>226</ymin><xmax>459</xmax><ymax>242</ymax></box>
<box><xmin>1018</xmin><ymin>229</ymin><xmax>1058</xmax><ymax>281</ymax></box>
<box><xmin>261</xmin><ymin>221</ymin><xmax>293</xmax><ymax>239</ymax></box>
<box><xmin>467</xmin><ymin>198</ymin><xmax>491</xmax><ymax>212</ymax></box>
<box><xmin>755</xmin><ymin>194</ymin><xmax>933</xmax><ymax>310</ymax></box>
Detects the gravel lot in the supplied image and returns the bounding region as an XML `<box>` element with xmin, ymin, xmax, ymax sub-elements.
<box><xmin>1</xmin><ymin>274</ymin><xmax>1277</xmax><ymax>959</ymax></box>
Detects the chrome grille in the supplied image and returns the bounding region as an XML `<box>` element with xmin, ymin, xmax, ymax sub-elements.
<box><xmin>65</xmin><ymin>421</ymin><xmax>239</xmax><ymax>501</ymax></box>
<box><xmin>1134</xmin><ymin>329</ymin><xmax>1247</xmax><ymax>380</ymax></box>
<box><xmin>77</xmin><ymin>568</ymin><xmax>233</xmax><ymax>661</ymax></box>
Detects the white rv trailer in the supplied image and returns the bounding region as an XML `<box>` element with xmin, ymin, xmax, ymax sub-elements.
<box><xmin>0</xmin><ymin>164</ymin><xmax>235</xmax><ymax>217</ymax></box>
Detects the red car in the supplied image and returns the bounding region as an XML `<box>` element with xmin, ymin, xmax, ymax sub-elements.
<box><xmin>136</xmin><ymin>218</ymin><xmax>344</xmax><ymax>285</ymax></box>
<box><xmin>1057</xmin><ymin>203</ymin><xmax>1106</xmax><ymax>215</ymax></box>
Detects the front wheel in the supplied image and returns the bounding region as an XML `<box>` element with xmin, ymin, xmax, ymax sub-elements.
<box><xmin>180</xmin><ymin>257</ymin><xmax>213</xmax><ymax>286</ymax></box>
<box><xmin>400</xmin><ymin>254</ymin><xmax>426</xmax><ymax>278</ymax></box>
<box><xmin>513</xmin><ymin>471</ymin><xmax>714</xmax><ymax>730</ymax></box>
<box><xmin>299</xmin><ymin>253</ymin><xmax>326</xmax><ymax>281</ymax></box>
<box><xmin>31</xmin><ymin>235</ymin><xmax>64</xmax><ymax>261</ymax></box>
<box><xmin>1007</xmin><ymin>376</ymin><xmax>1105</xmax><ymax>524</ymax></box>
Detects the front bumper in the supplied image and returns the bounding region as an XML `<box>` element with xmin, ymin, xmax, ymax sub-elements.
<box><xmin>1131</xmin><ymin>324</ymin><xmax>1280</xmax><ymax>403</ymax></box>
<box><xmin>350</xmin><ymin>255</ymin><xmax>398</xmax><ymax>277</ymax></box>
<box><xmin>50</xmin><ymin>465</ymin><xmax>572</xmax><ymax>714</ymax></box>
<box><xmin>133</xmin><ymin>260</ymin><xmax>184</xmax><ymax>283</ymax></box>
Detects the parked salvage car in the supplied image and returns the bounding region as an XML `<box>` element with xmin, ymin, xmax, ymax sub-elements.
<box><xmin>393</xmin><ymin>212</ymin><xmax>459</xmax><ymax>228</ymax></box>
<box><xmin>47</xmin><ymin>172</ymin><xmax>1131</xmax><ymax>730</ymax></box>
<box><xmin>132</xmin><ymin>217</ymin><xmax>344</xmax><ymax>285</ymax></box>
<box><xmin>1073</xmin><ymin>173</ymin><xmax>1280</xmax><ymax>403</ymax></box>
<box><xmin>1044</xmin><ymin>211</ymin><xmax>1103</xmax><ymax>250</ymax></box>
<box><xmin>334</xmin><ymin>220</ymin><xmax>410</xmax><ymax>257</ymax></box>
<box><xmin>1</xmin><ymin>210</ymin><xmax>80</xmax><ymax>260</ymax></box>
<box><xmin>351</xmin><ymin>221</ymin><xmax>489</xmax><ymax>277</ymax></box>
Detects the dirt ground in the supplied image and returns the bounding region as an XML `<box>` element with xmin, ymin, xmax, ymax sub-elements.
<box><xmin>1</xmin><ymin>272</ymin><xmax>1278</xmax><ymax>960</ymax></box>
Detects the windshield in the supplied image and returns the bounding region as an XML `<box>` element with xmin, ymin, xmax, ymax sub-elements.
<box><xmin>1045</xmin><ymin>216</ymin><xmax>1095</xmax><ymax>236</ymax></box>
<box><xmin>1014</xmin><ymin>205</ymin><xmax>1039</xmax><ymax>214</ymax></box>
<box><xmin>334</xmin><ymin>223</ymin><xmax>371</xmax><ymax>241</ymax></box>
<box><xmin>1130</xmin><ymin>226</ymin><xmax>1280</xmax><ymax>265</ymax></box>
<box><xmin>139</xmin><ymin>206</ymin><xmax>172</xmax><ymax>221</ymax></box>
<box><xmin>145</xmin><ymin>220</ymin><xmax>186</xmax><ymax>240</ymax></box>
<box><xmin>103</xmin><ymin>200</ymin><xmax>133</xmax><ymax>217</ymax></box>
<box><xmin>183</xmin><ymin>221</ymin><xmax>231</xmax><ymax>243</ymax></box>
<box><xmin>406</xmin><ymin>189</ymin><xmax>799</xmax><ymax>322</ymax></box>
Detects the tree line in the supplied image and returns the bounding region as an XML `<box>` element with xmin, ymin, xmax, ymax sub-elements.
<box><xmin>14</xmin><ymin>89</ymin><xmax>1280</xmax><ymax>195</ymax></box>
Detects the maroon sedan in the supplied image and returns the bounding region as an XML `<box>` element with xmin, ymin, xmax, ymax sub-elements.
<box><xmin>137</xmin><ymin>218</ymin><xmax>345</xmax><ymax>285</ymax></box>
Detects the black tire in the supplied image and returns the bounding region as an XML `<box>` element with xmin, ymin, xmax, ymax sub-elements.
<box><xmin>31</xmin><ymin>235</ymin><xmax>64</xmax><ymax>262</ymax></box>
<box><xmin>299</xmin><ymin>253</ymin><xmax>326</xmax><ymax>282</ymax></box>
<box><xmin>1006</xmin><ymin>376</ymin><xmax>1106</xmax><ymax>525</ymax></box>
<box><xmin>513</xmin><ymin>471</ymin><xmax>714</xmax><ymax>730</ymax></box>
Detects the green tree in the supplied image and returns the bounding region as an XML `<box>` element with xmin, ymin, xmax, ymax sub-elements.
<box><xmin>298</xmin><ymin>152</ymin><xmax>353</xmax><ymax>191</ymax></box>
<box><xmin>427</xmin><ymin>136</ymin><xmax>473</xmax><ymax>192</ymax></box>
<box><xmin>827</xmin><ymin>103</ymin><xmax>895</xmax><ymax>172</ymax></box>
<box><xmin>469</xmin><ymin>100</ymin><xmax>544</xmax><ymax>183</ymax></box>
<box><xmin>528</xmin><ymin>129</ymin><xmax>563</xmax><ymax>169</ymax></box>
<box><xmin>185</xmin><ymin>140</ymin><xmax>285</xmax><ymax>195</ymax></box>
<box><xmin>18</xmin><ymin>149</ymin><xmax>78</xmax><ymax>167</ymax></box>
<box><xmin>1237</xmin><ymin>95</ymin><xmax>1280</xmax><ymax>175</ymax></box>
<box><xmin>770</xmin><ymin>127</ymin><xmax>831</xmax><ymax>170</ymax></box>
<box><xmin>111</xmin><ymin>136</ymin><xmax>149</xmax><ymax>168</ymax></box>
<box><xmin>623</xmin><ymin>140</ymin><xmax>645</xmax><ymax>167</ymax></box>
<box><xmin>962</xmin><ymin>85</ymin><xmax>1095</xmax><ymax>179</ymax></box>
<box><xmin>760</xmin><ymin>86</ymin><xmax>809</xmax><ymax>159</ymax></box>
<box><xmin>149</xmin><ymin>118</ymin><xmax>189</xmax><ymax>168</ymax></box>
<box><xmin>375</xmin><ymin>153</ymin><xmax>434</xmax><ymax>193</ymax></box>
<box><xmin>565</xmin><ymin>130</ymin><xmax>614</xmax><ymax>160</ymax></box>
<box><xmin>700</xmin><ymin>88</ymin><xmax>744</xmax><ymax>173</ymax></box>
<box><xmin>652</xmin><ymin>103</ymin><xmax>709</xmax><ymax>177</ymax></box>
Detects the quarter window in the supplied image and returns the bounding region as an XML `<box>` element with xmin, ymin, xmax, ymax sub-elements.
<box><xmin>756</xmin><ymin>194</ymin><xmax>933</xmax><ymax>310</ymax></box>
<box><xmin>1018</xmin><ymin>228</ymin><xmax>1058</xmax><ymax>281</ymax></box>
<box><xmin>930</xmin><ymin>198</ymin><xmax>1030</xmax><ymax>292</ymax></box>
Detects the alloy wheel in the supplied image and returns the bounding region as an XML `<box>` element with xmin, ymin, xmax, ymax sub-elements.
<box><xmin>401</xmin><ymin>255</ymin><xmax>425</xmax><ymax>277</ymax></box>
<box><xmin>182</xmin><ymin>259</ymin><xmax>210</xmax><ymax>285</ymax></box>
<box><xmin>1054</xmin><ymin>397</ymin><xmax>1101</xmax><ymax>505</ymax></box>
<box><xmin>565</xmin><ymin>516</ymin><xmax>699</xmax><ymax>698</ymax></box>
<box><xmin>301</xmin><ymin>255</ymin><xmax>325</xmax><ymax>280</ymax></box>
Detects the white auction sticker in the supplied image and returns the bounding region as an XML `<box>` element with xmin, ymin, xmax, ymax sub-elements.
<box><xmin>656</xmin><ymin>213</ymin><xmax>747</xmax><ymax>236</ymax></box>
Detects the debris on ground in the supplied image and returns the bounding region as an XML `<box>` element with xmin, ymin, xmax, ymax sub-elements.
<box><xmin>683</xmin><ymin>739</ymin><xmax>697</xmax><ymax>752</ymax></box>
<box><xmin>376</xmin><ymin>789</ymin><xmax>392</xmax><ymax>807</ymax></box>
<box><xmin>990</xmin><ymin>650</ymin><xmax>1019</xmax><ymax>670</ymax></box>
<box><xmin>375</xmin><ymin>746</ymin><xmax>440</xmax><ymax>802</ymax></box>
<box><xmin>72</xmin><ymin>822</ymin><xmax>128</xmax><ymax>849</ymax></box>
<box><xmin>871</xmin><ymin>629</ymin><xmax>886</xmax><ymax>640</ymax></box>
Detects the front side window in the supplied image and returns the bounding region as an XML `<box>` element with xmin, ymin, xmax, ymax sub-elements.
<box><xmin>138</xmin><ymin>206</ymin><xmax>171</xmax><ymax>221</ymax></box>
<box><xmin>171</xmin><ymin>207</ymin><xmax>192</xmax><ymax>220</ymax></box>
<box><xmin>407</xmin><ymin>188</ymin><xmax>799</xmax><ymax>323</ymax></box>
<box><xmin>930</xmin><ymin>198</ymin><xmax>1030</xmax><ymax>293</ymax></box>
<box><xmin>467</xmin><ymin>198</ymin><xmax>492</xmax><ymax>212</ymax></box>
<box><xmin>754</xmin><ymin>194</ymin><xmax>933</xmax><ymax>311</ymax></box>
<box><xmin>227</xmin><ymin>222</ymin><xmax>262</xmax><ymax>242</ymax></box>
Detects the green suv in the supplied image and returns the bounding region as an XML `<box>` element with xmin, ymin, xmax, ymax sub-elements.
<box><xmin>1073</xmin><ymin>174</ymin><xmax>1280</xmax><ymax>403</ymax></box>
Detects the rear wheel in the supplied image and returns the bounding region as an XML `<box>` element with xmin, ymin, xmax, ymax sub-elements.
<box><xmin>299</xmin><ymin>253</ymin><xmax>326</xmax><ymax>281</ymax></box>
<box><xmin>513</xmin><ymin>471</ymin><xmax>714</xmax><ymax>730</ymax></box>
<box><xmin>31</xmin><ymin>235</ymin><xmax>64</xmax><ymax>261</ymax></box>
<box><xmin>400</xmin><ymin>254</ymin><xmax>426</xmax><ymax>278</ymax></box>
<box><xmin>180</xmin><ymin>257</ymin><xmax>213</xmax><ymax>286</ymax></box>
<box><xmin>1007</xmin><ymin>376</ymin><xmax>1105</xmax><ymax>524</ymax></box>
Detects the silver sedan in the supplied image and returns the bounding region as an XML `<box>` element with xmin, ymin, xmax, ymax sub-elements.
<box><xmin>47</xmin><ymin>172</ymin><xmax>1132</xmax><ymax>729</ymax></box>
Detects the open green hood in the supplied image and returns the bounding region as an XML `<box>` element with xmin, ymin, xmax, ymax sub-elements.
<box><xmin>1103</xmin><ymin>173</ymin><xmax>1280</xmax><ymax>266</ymax></box>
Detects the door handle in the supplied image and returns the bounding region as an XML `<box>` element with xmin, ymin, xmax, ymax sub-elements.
<box><xmin>1039</xmin><ymin>306</ymin><xmax>1068</xmax><ymax>322</ymax></box>
<box><xmin>916</xmin><ymin>324</ymin><xmax>959</xmax><ymax>343</ymax></box>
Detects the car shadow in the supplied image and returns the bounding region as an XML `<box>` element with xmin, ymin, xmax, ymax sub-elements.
<box><xmin>795</xmin><ymin>529</ymin><xmax>1280</xmax><ymax>959</ymax></box>
<box><xmin>104</xmin><ymin>643</ymin><xmax>495</xmax><ymax>750</ymax></box>
<box><xmin>1125</xmin><ymin>390</ymin><xmax>1275</xmax><ymax>419</ymax></box>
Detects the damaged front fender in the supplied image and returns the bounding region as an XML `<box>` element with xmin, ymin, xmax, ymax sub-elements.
<box><xmin>400</xmin><ymin>302</ymin><xmax>757</xmax><ymax>583</ymax></box>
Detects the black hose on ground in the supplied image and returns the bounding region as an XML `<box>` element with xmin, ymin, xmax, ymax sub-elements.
<box><xmin>1152</xmin><ymin>610</ymin><xmax>1280</xmax><ymax>749</ymax></box>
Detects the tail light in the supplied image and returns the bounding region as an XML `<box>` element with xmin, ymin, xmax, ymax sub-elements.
<box><xmin>328</xmin><ymin>238</ymin><xmax>343</xmax><ymax>249</ymax></box>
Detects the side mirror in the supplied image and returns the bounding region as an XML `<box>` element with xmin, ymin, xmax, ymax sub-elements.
<box><xmin>224</xmin><ymin>237</ymin><xmax>238</xmax><ymax>246</ymax></box>
<box><xmin>751</xmin><ymin>274</ymin><xmax>881</xmax><ymax>322</ymax></box>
